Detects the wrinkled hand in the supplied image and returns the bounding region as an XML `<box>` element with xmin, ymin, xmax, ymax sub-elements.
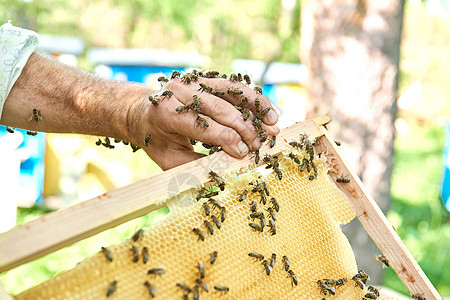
<box><xmin>131</xmin><ymin>76</ymin><xmax>279</xmax><ymax>170</ymax></box>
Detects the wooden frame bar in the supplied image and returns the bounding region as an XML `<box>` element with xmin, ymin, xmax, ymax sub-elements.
<box><xmin>315</xmin><ymin>127</ymin><xmax>441</xmax><ymax>300</ymax></box>
<box><xmin>0</xmin><ymin>114</ymin><xmax>441</xmax><ymax>299</ymax></box>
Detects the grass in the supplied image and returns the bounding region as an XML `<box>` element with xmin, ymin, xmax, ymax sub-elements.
<box><xmin>1</xmin><ymin>120</ymin><xmax>449</xmax><ymax>296</ymax></box>
<box><xmin>383</xmin><ymin>120</ymin><xmax>450</xmax><ymax>296</ymax></box>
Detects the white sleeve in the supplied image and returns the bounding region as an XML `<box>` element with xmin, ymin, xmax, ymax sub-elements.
<box><xmin>0</xmin><ymin>22</ymin><xmax>39</xmax><ymax>118</ymax></box>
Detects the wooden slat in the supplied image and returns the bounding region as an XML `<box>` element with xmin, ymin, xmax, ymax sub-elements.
<box><xmin>0</xmin><ymin>282</ymin><xmax>13</xmax><ymax>300</ymax></box>
<box><xmin>315</xmin><ymin>128</ymin><xmax>442</xmax><ymax>300</ymax></box>
<box><xmin>0</xmin><ymin>115</ymin><xmax>330</xmax><ymax>273</ymax></box>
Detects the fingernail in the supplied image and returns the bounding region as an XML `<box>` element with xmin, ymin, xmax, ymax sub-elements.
<box><xmin>267</xmin><ymin>109</ymin><xmax>278</xmax><ymax>124</ymax></box>
<box><xmin>252</xmin><ymin>139</ymin><xmax>262</xmax><ymax>150</ymax></box>
<box><xmin>237</xmin><ymin>141</ymin><xmax>249</xmax><ymax>155</ymax></box>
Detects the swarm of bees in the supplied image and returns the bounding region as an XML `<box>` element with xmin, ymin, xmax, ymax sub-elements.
<box><xmin>287</xmin><ymin>134</ymin><xmax>319</xmax><ymax>180</ymax></box>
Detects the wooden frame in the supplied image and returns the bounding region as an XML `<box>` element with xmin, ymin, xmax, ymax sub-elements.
<box><xmin>0</xmin><ymin>115</ymin><xmax>441</xmax><ymax>299</ymax></box>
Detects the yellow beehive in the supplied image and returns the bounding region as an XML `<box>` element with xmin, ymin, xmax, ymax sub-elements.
<box><xmin>15</xmin><ymin>145</ymin><xmax>395</xmax><ymax>300</ymax></box>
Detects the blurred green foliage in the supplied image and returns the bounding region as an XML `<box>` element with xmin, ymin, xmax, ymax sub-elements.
<box><xmin>384</xmin><ymin>121</ymin><xmax>450</xmax><ymax>296</ymax></box>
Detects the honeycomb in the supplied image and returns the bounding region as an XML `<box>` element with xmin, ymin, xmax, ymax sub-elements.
<box><xmin>15</xmin><ymin>146</ymin><xmax>397</xmax><ymax>300</ymax></box>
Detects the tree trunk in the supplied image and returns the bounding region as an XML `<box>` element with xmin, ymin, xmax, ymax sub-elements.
<box><xmin>300</xmin><ymin>0</ymin><xmax>405</xmax><ymax>284</ymax></box>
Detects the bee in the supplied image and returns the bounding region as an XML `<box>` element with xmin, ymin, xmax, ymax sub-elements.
<box><xmin>130</xmin><ymin>143</ymin><xmax>141</xmax><ymax>152</ymax></box>
<box><xmin>364</xmin><ymin>292</ymin><xmax>378</xmax><ymax>299</ymax></box>
<box><xmin>197</xmin><ymin>187</ymin><xmax>207</xmax><ymax>201</ymax></box>
<box><xmin>300</xmin><ymin>159</ymin><xmax>308</xmax><ymax>172</ymax></box>
<box><xmin>29</xmin><ymin>108</ymin><xmax>42</xmax><ymax>122</ymax></box>
<box><xmin>266</xmin><ymin>207</ymin><xmax>276</xmax><ymax>220</ymax></box>
<box><xmin>326</xmin><ymin>286</ymin><xmax>336</xmax><ymax>295</ymax></box>
<box><xmin>239</xmin><ymin>107</ymin><xmax>250</xmax><ymax>121</ymax></box>
<box><xmin>243</xmin><ymin>74</ymin><xmax>251</xmax><ymax>84</ymax></box>
<box><xmin>229</xmin><ymin>73</ymin><xmax>239</xmax><ymax>82</ymax></box>
<box><xmin>336</xmin><ymin>174</ymin><xmax>350</xmax><ymax>183</ymax></box>
<box><xmin>256</xmin><ymin>107</ymin><xmax>270</xmax><ymax>119</ymax></box>
<box><xmin>260</xmin><ymin>192</ymin><xmax>267</xmax><ymax>205</ymax></box>
<box><xmin>248</xmin><ymin>252</ymin><xmax>264</xmax><ymax>260</ymax></box>
<box><xmin>220</xmin><ymin>207</ymin><xmax>226</xmax><ymax>222</ymax></box>
<box><xmin>171</xmin><ymin>70</ymin><xmax>181</xmax><ymax>79</ymax></box>
<box><xmin>148</xmin><ymin>95</ymin><xmax>159</xmax><ymax>107</ymax></box>
<box><xmin>131</xmin><ymin>245</ymin><xmax>139</xmax><ymax>262</ymax></box>
<box><xmin>6</xmin><ymin>126</ymin><xmax>14</xmax><ymax>133</ymax></box>
<box><xmin>412</xmin><ymin>295</ymin><xmax>426</xmax><ymax>300</ymax></box>
<box><xmin>308</xmin><ymin>173</ymin><xmax>316</xmax><ymax>181</ymax></box>
<box><xmin>237</xmin><ymin>73</ymin><xmax>243</xmax><ymax>81</ymax></box>
<box><xmin>317</xmin><ymin>280</ymin><xmax>328</xmax><ymax>295</ymax></box>
<box><xmin>193</xmin><ymin>228</ymin><xmax>205</xmax><ymax>241</ymax></box>
<box><xmin>176</xmin><ymin>105</ymin><xmax>190</xmax><ymax>112</ymax></box>
<box><xmin>204</xmin><ymin>220</ymin><xmax>214</xmax><ymax>235</ymax></box>
<box><xmin>268</xmin><ymin>219</ymin><xmax>276</xmax><ymax>235</ymax></box>
<box><xmin>195</xmin><ymin>279</ymin><xmax>209</xmax><ymax>292</ymax></box>
<box><xmin>260</xmin><ymin>217</ymin><xmax>266</xmax><ymax>230</ymax></box>
<box><xmin>26</xmin><ymin>130</ymin><xmax>38</xmax><ymax>136</ymax></box>
<box><xmin>238</xmin><ymin>190</ymin><xmax>248</xmax><ymax>202</ymax></box>
<box><xmin>262</xmin><ymin>260</ymin><xmax>272</xmax><ymax>275</ymax></box>
<box><xmin>106</xmin><ymin>280</ymin><xmax>117</xmax><ymax>297</ymax></box>
<box><xmin>249</xmin><ymin>222</ymin><xmax>263</xmax><ymax>232</ymax></box>
<box><xmin>263</xmin><ymin>182</ymin><xmax>270</xmax><ymax>196</ymax></box>
<box><xmin>208</xmin><ymin>198</ymin><xmax>224</xmax><ymax>210</ymax></box>
<box><xmin>270</xmin><ymin>197</ymin><xmax>279</xmax><ymax>212</ymax></box>
<box><xmin>354</xmin><ymin>269</ymin><xmax>369</xmax><ymax>284</ymax></box>
<box><xmin>367</xmin><ymin>286</ymin><xmax>380</xmax><ymax>297</ymax></box>
<box><xmin>101</xmin><ymin>247</ymin><xmax>113</xmax><ymax>262</ymax></box>
<box><xmin>287</xmin><ymin>270</ymin><xmax>298</xmax><ymax>286</ymax></box>
<box><xmin>227</xmin><ymin>88</ymin><xmax>243</xmax><ymax>96</ymax></box>
<box><xmin>270</xmin><ymin>253</ymin><xmax>276</xmax><ymax>268</ymax></box>
<box><xmin>132</xmin><ymin>229</ymin><xmax>144</xmax><ymax>242</ymax></box>
<box><xmin>335</xmin><ymin>140</ymin><xmax>341</xmax><ymax>146</ymax></box>
<box><xmin>201</xmin><ymin>202</ymin><xmax>211</xmax><ymax>216</ymax></box>
<box><xmin>142</xmin><ymin>247</ymin><xmax>149</xmax><ymax>264</ymax></box>
<box><xmin>198</xmin><ymin>83</ymin><xmax>213</xmax><ymax>93</ymax></box>
<box><xmin>335</xmin><ymin>278</ymin><xmax>347</xmax><ymax>286</ymax></box>
<box><xmin>144</xmin><ymin>134</ymin><xmax>152</xmax><ymax>146</ymax></box>
<box><xmin>274</xmin><ymin>168</ymin><xmax>283</xmax><ymax>180</ymax></box>
<box><xmin>268</xmin><ymin>135</ymin><xmax>276</xmax><ymax>148</ymax></box>
<box><xmin>376</xmin><ymin>254</ymin><xmax>390</xmax><ymax>268</ymax></box>
<box><xmin>176</xmin><ymin>282</ymin><xmax>192</xmax><ymax>294</ymax></box>
<box><xmin>193</xmin><ymin>285</ymin><xmax>199</xmax><ymax>300</ymax></box>
<box><xmin>211</xmin><ymin>215</ymin><xmax>221</xmax><ymax>229</ymax></box>
<box><xmin>189</xmin><ymin>138</ymin><xmax>197</xmax><ymax>145</ymax></box>
<box><xmin>282</xmin><ymin>255</ymin><xmax>290</xmax><ymax>271</ymax></box>
<box><xmin>259</xmin><ymin>131</ymin><xmax>268</xmax><ymax>143</ymax></box>
<box><xmin>288</xmin><ymin>152</ymin><xmax>301</xmax><ymax>164</ymax></box>
<box><xmin>148</xmin><ymin>267</ymin><xmax>165</xmax><ymax>275</ymax></box>
<box><xmin>196</xmin><ymin>116</ymin><xmax>209</xmax><ymax>128</ymax></box>
<box><xmin>214</xmin><ymin>285</ymin><xmax>229</xmax><ymax>293</ymax></box>
<box><xmin>206</xmin><ymin>70</ymin><xmax>220</xmax><ymax>78</ymax></box>
<box><xmin>161</xmin><ymin>90</ymin><xmax>173</xmax><ymax>100</ymax></box>
<box><xmin>250</xmin><ymin>178</ymin><xmax>265</xmax><ymax>193</ymax></box>
<box><xmin>95</xmin><ymin>139</ymin><xmax>102</xmax><ymax>146</ymax></box>
<box><xmin>289</xmin><ymin>141</ymin><xmax>301</xmax><ymax>149</ymax></box>
<box><xmin>157</xmin><ymin>76</ymin><xmax>168</xmax><ymax>84</ymax></box>
<box><xmin>198</xmin><ymin>261</ymin><xmax>205</xmax><ymax>279</ymax></box>
<box><xmin>254</xmin><ymin>98</ymin><xmax>261</xmax><ymax>113</ymax></box>
<box><xmin>190</xmin><ymin>73</ymin><xmax>199</xmax><ymax>82</ymax></box>
<box><xmin>254</xmin><ymin>149</ymin><xmax>260</xmax><ymax>164</ymax></box>
<box><xmin>254</xmin><ymin>86</ymin><xmax>263</xmax><ymax>94</ymax></box>
<box><xmin>250</xmin><ymin>200</ymin><xmax>257</xmax><ymax>213</ymax></box>
<box><xmin>250</xmin><ymin>211</ymin><xmax>264</xmax><ymax>219</ymax></box>
<box><xmin>210</xmin><ymin>251</ymin><xmax>218</xmax><ymax>264</ymax></box>
<box><xmin>324</xmin><ymin>279</ymin><xmax>335</xmax><ymax>286</ymax></box>
<box><xmin>205</xmin><ymin>190</ymin><xmax>219</xmax><ymax>198</ymax></box>
<box><xmin>122</xmin><ymin>140</ymin><xmax>129</xmax><ymax>145</ymax></box>
<box><xmin>236</xmin><ymin>96</ymin><xmax>248</xmax><ymax>107</ymax></box>
<box><xmin>311</xmin><ymin>162</ymin><xmax>317</xmax><ymax>173</ymax></box>
<box><xmin>212</xmin><ymin>90</ymin><xmax>225</xmax><ymax>97</ymax></box>
<box><xmin>209</xmin><ymin>170</ymin><xmax>225</xmax><ymax>191</ymax></box>
<box><xmin>353</xmin><ymin>278</ymin><xmax>364</xmax><ymax>290</ymax></box>
<box><xmin>181</xmin><ymin>74</ymin><xmax>191</xmax><ymax>84</ymax></box>
<box><xmin>209</xmin><ymin>145</ymin><xmax>222</xmax><ymax>155</ymax></box>
<box><xmin>144</xmin><ymin>281</ymin><xmax>156</xmax><ymax>298</ymax></box>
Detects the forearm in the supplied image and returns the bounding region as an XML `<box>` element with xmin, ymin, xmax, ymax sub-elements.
<box><xmin>0</xmin><ymin>52</ymin><xmax>151</xmax><ymax>143</ymax></box>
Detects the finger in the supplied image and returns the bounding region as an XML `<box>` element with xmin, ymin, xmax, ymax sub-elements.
<box><xmin>156</xmin><ymin>98</ymin><xmax>249</xmax><ymax>158</ymax></box>
<box><xmin>173</xmin><ymin>88</ymin><xmax>261</xmax><ymax>151</ymax></box>
<box><xmin>199</xmin><ymin>78</ymin><xmax>279</xmax><ymax>125</ymax></box>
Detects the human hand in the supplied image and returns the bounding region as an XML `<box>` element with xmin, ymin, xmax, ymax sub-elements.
<box><xmin>128</xmin><ymin>73</ymin><xmax>279</xmax><ymax>170</ymax></box>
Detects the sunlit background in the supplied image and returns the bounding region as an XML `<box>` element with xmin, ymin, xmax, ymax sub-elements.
<box><xmin>0</xmin><ymin>0</ymin><xmax>449</xmax><ymax>297</ymax></box>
